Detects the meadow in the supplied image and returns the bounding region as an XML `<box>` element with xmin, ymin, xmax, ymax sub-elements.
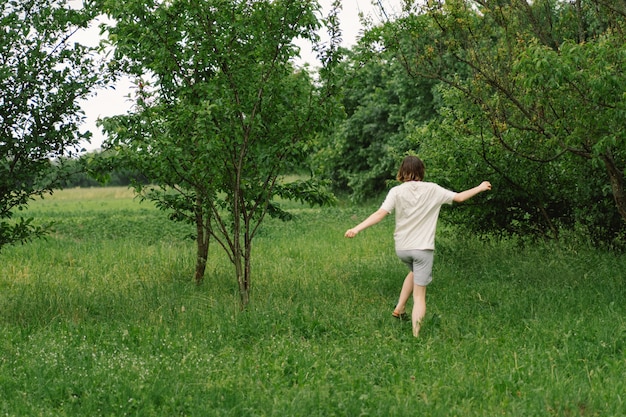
<box><xmin>1</xmin><ymin>187</ymin><xmax>625</xmax><ymax>416</ymax></box>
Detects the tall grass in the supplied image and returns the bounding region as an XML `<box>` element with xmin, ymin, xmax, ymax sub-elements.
<box><xmin>1</xmin><ymin>187</ymin><xmax>625</xmax><ymax>416</ymax></box>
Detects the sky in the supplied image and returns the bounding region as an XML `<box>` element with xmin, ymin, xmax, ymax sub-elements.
<box><xmin>78</xmin><ymin>0</ymin><xmax>404</xmax><ymax>151</ymax></box>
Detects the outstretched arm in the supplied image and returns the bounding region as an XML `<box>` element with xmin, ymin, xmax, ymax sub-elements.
<box><xmin>345</xmin><ymin>209</ymin><xmax>389</xmax><ymax>238</ymax></box>
<box><xmin>453</xmin><ymin>181</ymin><xmax>492</xmax><ymax>203</ymax></box>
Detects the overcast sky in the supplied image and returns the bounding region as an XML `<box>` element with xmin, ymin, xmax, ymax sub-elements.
<box><xmin>78</xmin><ymin>0</ymin><xmax>403</xmax><ymax>151</ymax></box>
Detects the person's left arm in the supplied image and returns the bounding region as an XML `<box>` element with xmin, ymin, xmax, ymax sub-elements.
<box><xmin>344</xmin><ymin>209</ymin><xmax>389</xmax><ymax>238</ymax></box>
<box><xmin>453</xmin><ymin>181</ymin><xmax>492</xmax><ymax>203</ymax></box>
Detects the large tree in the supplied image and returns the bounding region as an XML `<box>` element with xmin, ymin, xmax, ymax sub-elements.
<box><xmin>383</xmin><ymin>0</ymin><xmax>626</xmax><ymax>240</ymax></box>
<box><xmin>0</xmin><ymin>0</ymin><xmax>102</xmax><ymax>250</ymax></box>
<box><xmin>95</xmin><ymin>0</ymin><xmax>338</xmax><ymax>307</ymax></box>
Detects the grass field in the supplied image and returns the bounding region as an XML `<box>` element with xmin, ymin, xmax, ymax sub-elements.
<box><xmin>1</xmin><ymin>187</ymin><xmax>625</xmax><ymax>416</ymax></box>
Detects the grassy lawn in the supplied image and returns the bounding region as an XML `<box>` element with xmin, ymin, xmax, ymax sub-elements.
<box><xmin>1</xmin><ymin>187</ymin><xmax>625</xmax><ymax>416</ymax></box>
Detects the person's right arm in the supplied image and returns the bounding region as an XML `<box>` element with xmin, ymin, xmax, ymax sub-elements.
<box><xmin>344</xmin><ymin>209</ymin><xmax>389</xmax><ymax>238</ymax></box>
<box><xmin>453</xmin><ymin>181</ymin><xmax>492</xmax><ymax>203</ymax></box>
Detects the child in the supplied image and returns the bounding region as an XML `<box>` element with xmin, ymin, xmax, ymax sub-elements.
<box><xmin>345</xmin><ymin>155</ymin><xmax>491</xmax><ymax>337</ymax></box>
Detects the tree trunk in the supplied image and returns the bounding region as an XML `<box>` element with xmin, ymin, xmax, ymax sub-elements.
<box><xmin>537</xmin><ymin>204</ymin><xmax>559</xmax><ymax>240</ymax></box>
<box><xmin>238</xmin><ymin>276</ymin><xmax>250</xmax><ymax>309</ymax></box>
<box><xmin>235</xmin><ymin>258</ymin><xmax>249</xmax><ymax>309</ymax></box>
<box><xmin>194</xmin><ymin>197</ymin><xmax>209</xmax><ymax>285</ymax></box>
<box><xmin>195</xmin><ymin>232</ymin><xmax>209</xmax><ymax>285</ymax></box>
<box><xmin>234</xmin><ymin>236</ymin><xmax>253</xmax><ymax>309</ymax></box>
<box><xmin>243</xmin><ymin>243</ymin><xmax>252</xmax><ymax>307</ymax></box>
<box><xmin>601</xmin><ymin>152</ymin><xmax>626</xmax><ymax>224</ymax></box>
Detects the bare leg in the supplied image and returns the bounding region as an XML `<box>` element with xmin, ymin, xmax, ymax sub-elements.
<box><xmin>394</xmin><ymin>271</ymin><xmax>414</xmax><ymax>314</ymax></box>
<box><xmin>412</xmin><ymin>284</ymin><xmax>427</xmax><ymax>337</ymax></box>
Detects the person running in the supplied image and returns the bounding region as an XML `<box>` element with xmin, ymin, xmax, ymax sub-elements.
<box><xmin>345</xmin><ymin>155</ymin><xmax>491</xmax><ymax>337</ymax></box>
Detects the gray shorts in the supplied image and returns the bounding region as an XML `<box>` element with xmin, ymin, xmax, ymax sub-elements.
<box><xmin>396</xmin><ymin>249</ymin><xmax>434</xmax><ymax>286</ymax></box>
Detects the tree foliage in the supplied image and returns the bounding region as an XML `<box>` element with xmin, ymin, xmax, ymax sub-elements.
<box><xmin>0</xmin><ymin>0</ymin><xmax>102</xmax><ymax>250</ymax></box>
<box><xmin>95</xmin><ymin>0</ymin><xmax>338</xmax><ymax>307</ymax></box>
<box><xmin>382</xmin><ymin>0</ymin><xmax>626</xmax><ymax>243</ymax></box>
<box><xmin>315</xmin><ymin>28</ymin><xmax>440</xmax><ymax>201</ymax></box>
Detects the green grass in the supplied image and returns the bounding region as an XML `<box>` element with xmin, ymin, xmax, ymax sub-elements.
<box><xmin>1</xmin><ymin>187</ymin><xmax>625</xmax><ymax>416</ymax></box>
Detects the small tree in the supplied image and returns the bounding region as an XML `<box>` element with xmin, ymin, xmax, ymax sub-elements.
<box><xmin>0</xmin><ymin>0</ymin><xmax>103</xmax><ymax>250</ymax></box>
<box><xmin>96</xmin><ymin>0</ymin><xmax>339</xmax><ymax>307</ymax></box>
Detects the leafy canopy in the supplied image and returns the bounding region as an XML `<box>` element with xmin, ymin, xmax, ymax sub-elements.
<box><xmin>0</xmin><ymin>0</ymin><xmax>103</xmax><ymax>250</ymax></box>
<box><xmin>382</xmin><ymin>0</ymin><xmax>626</xmax><ymax>243</ymax></box>
<box><xmin>96</xmin><ymin>0</ymin><xmax>338</xmax><ymax>305</ymax></box>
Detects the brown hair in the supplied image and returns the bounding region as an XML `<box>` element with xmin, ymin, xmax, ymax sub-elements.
<box><xmin>396</xmin><ymin>155</ymin><xmax>425</xmax><ymax>182</ymax></box>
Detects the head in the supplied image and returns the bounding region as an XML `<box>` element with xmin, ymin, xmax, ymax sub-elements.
<box><xmin>396</xmin><ymin>155</ymin><xmax>425</xmax><ymax>183</ymax></box>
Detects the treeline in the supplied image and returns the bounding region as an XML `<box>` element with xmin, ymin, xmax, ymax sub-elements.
<box><xmin>57</xmin><ymin>154</ymin><xmax>149</xmax><ymax>188</ymax></box>
<box><xmin>81</xmin><ymin>1</ymin><xmax>626</xmax><ymax>247</ymax></box>
<box><xmin>2</xmin><ymin>0</ymin><xmax>625</xmax><ymax>284</ymax></box>
<box><xmin>313</xmin><ymin>1</ymin><xmax>626</xmax><ymax>247</ymax></box>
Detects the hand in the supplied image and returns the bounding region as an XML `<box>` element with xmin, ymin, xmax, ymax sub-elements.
<box><xmin>345</xmin><ymin>229</ymin><xmax>358</xmax><ymax>238</ymax></box>
<box><xmin>480</xmin><ymin>181</ymin><xmax>492</xmax><ymax>191</ymax></box>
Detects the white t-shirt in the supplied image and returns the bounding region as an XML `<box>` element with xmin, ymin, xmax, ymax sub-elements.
<box><xmin>380</xmin><ymin>181</ymin><xmax>457</xmax><ymax>251</ymax></box>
